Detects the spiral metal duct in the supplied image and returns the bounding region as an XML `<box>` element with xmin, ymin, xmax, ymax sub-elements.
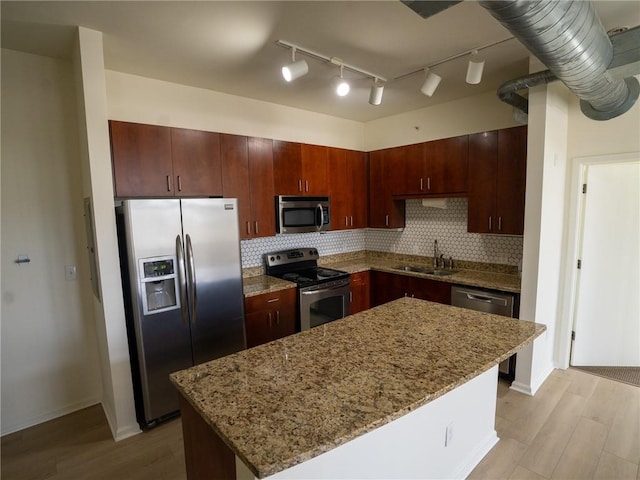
<box><xmin>480</xmin><ymin>0</ymin><xmax>639</xmax><ymax>120</ymax></box>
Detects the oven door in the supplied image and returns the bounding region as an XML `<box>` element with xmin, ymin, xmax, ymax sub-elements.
<box><xmin>299</xmin><ymin>279</ymin><xmax>350</xmax><ymax>331</ymax></box>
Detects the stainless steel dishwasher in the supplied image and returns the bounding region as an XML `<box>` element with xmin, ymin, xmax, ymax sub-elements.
<box><xmin>451</xmin><ymin>285</ymin><xmax>517</xmax><ymax>381</ymax></box>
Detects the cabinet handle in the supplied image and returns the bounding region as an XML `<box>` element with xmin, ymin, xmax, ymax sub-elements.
<box><xmin>246</xmin><ymin>222</ymin><xmax>251</xmax><ymax>235</ymax></box>
<box><xmin>267</xmin><ymin>312</ymin><xmax>272</xmax><ymax>328</ymax></box>
<box><xmin>276</xmin><ymin>310</ymin><xmax>280</xmax><ymax>325</ymax></box>
<box><xmin>254</xmin><ymin>221</ymin><xmax>259</xmax><ymax>234</ymax></box>
<box><xmin>420</xmin><ymin>178</ymin><xmax>424</xmax><ymax>191</ymax></box>
<box><xmin>498</xmin><ymin>217</ymin><xmax>502</xmax><ymax>231</ymax></box>
<box><xmin>298</xmin><ymin>179</ymin><xmax>302</xmax><ymax>192</ymax></box>
<box><xmin>349</xmin><ymin>291</ymin><xmax>353</xmax><ymax>303</ymax></box>
<box><xmin>427</xmin><ymin>177</ymin><xmax>431</xmax><ymax>191</ymax></box>
<box><xmin>489</xmin><ymin>216</ymin><xmax>492</xmax><ymax>231</ymax></box>
<box><xmin>350</xmin><ymin>216</ymin><xmax>354</xmax><ymax>227</ymax></box>
<box><xmin>177</xmin><ymin>175</ymin><xmax>182</xmax><ymax>192</ymax></box>
<box><xmin>345</xmin><ymin>216</ymin><xmax>349</xmax><ymax>227</ymax></box>
<box><xmin>385</xmin><ymin>214</ymin><xmax>389</xmax><ymax>227</ymax></box>
<box><xmin>166</xmin><ymin>175</ymin><xmax>172</xmax><ymax>192</ymax></box>
<box><xmin>305</xmin><ymin>180</ymin><xmax>309</xmax><ymax>192</ymax></box>
<box><xmin>267</xmin><ymin>298</ymin><xmax>279</xmax><ymax>303</ymax></box>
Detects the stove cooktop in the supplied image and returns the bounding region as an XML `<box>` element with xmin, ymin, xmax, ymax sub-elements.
<box><xmin>264</xmin><ymin>249</ymin><xmax>349</xmax><ymax>287</ymax></box>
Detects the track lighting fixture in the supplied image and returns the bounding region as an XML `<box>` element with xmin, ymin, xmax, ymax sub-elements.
<box><xmin>466</xmin><ymin>50</ymin><xmax>485</xmax><ymax>85</ymax></box>
<box><xmin>335</xmin><ymin>64</ymin><xmax>350</xmax><ymax>96</ymax></box>
<box><xmin>396</xmin><ymin>36</ymin><xmax>515</xmax><ymax>98</ymax></box>
<box><xmin>420</xmin><ymin>68</ymin><xmax>442</xmax><ymax>97</ymax></box>
<box><xmin>369</xmin><ymin>78</ymin><xmax>385</xmax><ymax>105</ymax></box>
<box><xmin>276</xmin><ymin>40</ymin><xmax>386</xmax><ymax>103</ymax></box>
<box><xmin>282</xmin><ymin>47</ymin><xmax>309</xmax><ymax>82</ymax></box>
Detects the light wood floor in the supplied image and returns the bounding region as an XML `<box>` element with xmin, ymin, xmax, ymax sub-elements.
<box><xmin>2</xmin><ymin>368</ymin><xmax>638</xmax><ymax>480</ymax></box>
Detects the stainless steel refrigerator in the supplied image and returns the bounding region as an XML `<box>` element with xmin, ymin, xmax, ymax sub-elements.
<box><xmin>117</xmin><ymin>198</ymin><xmax>246</xmax><ymax>427</ymax></box>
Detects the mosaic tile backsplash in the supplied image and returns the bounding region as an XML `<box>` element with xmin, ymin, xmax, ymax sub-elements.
<box><xmin>240</xmin><ymin>198</ymin><xmax>523</xmax><ymax>269</ymax></box>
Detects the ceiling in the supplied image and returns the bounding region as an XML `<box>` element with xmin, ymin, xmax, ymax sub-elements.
<box><xmin>2</xmin><ymin>1</ymin><xmax>639</xmax><ymax>123</ymax></box>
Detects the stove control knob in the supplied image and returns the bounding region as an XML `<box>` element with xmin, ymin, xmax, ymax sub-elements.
<box><xmin>276</xmin><ymin>255</ymin><xmax>281</xmax><ymax>260</ymax></box>
<box><xmin>269</xmin><ymin>256</ymin><xmax>275</xmax><ymax>262</ymax></box>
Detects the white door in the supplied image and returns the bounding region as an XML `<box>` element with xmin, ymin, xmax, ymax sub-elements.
<box><xmin>571</xmin><ymin>161</ymin><xmax>640</xmax><ymax>366</ymax></box>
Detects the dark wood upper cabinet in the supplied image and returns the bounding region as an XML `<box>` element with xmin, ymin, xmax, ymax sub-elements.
<box><xmin>468</xmin><ymin>126</ymin><xmax>527</xmax><ymax>235</ymax></box>
<box><xmin>273</xmin><ymin>141</ymin><xmax>328</xmax><ymax>195</ymax></box>
<box><xmin>110</xmin><ymin>121</ymin><xmax>173</xmax><ymax>197</ymax></box>
<box><xmin>171</xmin><ymin>128</ymin><xmax>223</xmax><ymax>197</ymax></box>
<box><xmin>368</xmin><ymin>149</ymin><xmax>405</xmax><ymax>228</ymax></box>
<box><xmin>426</xmin><ymin>135</ymin><xmax>468</xmax><ymax>194</ymax></box>
<box><xmin>328</xmin><ymin>148</ymin><xmax>367</xmax><ymax>230</ymax></box>
<box><xmin>221</xmin><ymin>134</ymin><xmax>275</xmax><ymax>239</ymax></box>
<box><xmin>110</xmin><ymin>120</ymin><xmax>222</xmax><ymax>198</ymax></box>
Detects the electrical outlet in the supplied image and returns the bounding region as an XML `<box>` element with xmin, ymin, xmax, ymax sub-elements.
<box><xmin>65</xmin><ymin>265</ymin><xmax>77</xmax><ymax>281</ymax></box>
<box><xmin>445</xmin><ymin>422</ymin><xmax>454</xmax><ymax>447</ymax></box>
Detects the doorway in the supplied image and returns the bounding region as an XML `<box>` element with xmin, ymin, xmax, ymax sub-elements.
<box><xmin>565</xmin><ymin>154</ymin><xmax>639</xmax><ymax>370</ymax></box>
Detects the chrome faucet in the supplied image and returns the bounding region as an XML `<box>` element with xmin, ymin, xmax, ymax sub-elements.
<box><xmin>433</xmin><ymin>240</ymin><xmax>438</xmax><ymax>268</ymax></box>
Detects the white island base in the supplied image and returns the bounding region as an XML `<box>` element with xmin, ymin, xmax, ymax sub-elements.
<box><xmin>236</xmin><ymin>366</ymin><xmax>499</xmax><ymax>480</ymax></box>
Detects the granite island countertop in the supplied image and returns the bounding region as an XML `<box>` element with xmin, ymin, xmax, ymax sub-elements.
<box><xmin>171</xmin><ymin>297</ymin><xmax>544</xmax><ymax>478</ymax></box>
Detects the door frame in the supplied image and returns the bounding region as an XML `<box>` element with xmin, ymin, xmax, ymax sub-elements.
<box><xmin>556</xmin><ymin>151</ymin><xmax>640</xmax><ymax>368</ymax></box>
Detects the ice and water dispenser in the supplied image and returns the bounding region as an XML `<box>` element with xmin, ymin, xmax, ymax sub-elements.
<box><xmin>138</xmin><ymin>256</ymin><xmax>180</xmax><ymax>315</ymax></box>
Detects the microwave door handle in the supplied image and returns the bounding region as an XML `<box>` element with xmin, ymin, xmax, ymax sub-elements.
<box><xmin>316</xmin><ymin>203</ymin><xmax>323</xmax><ymax>232</ymax></box>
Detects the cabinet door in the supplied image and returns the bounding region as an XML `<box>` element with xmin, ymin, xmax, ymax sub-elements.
<box><xmin>271</xmin><ymin>288</ymin><xmax>297</xmax><ymax>340</ymax></box>
<box><xmin>350</xmin><ymin>271</ymin><xmax>370</xmax><ymax>314</ymax></box>
<box><xmin>171</xmin><ymin>128</ymin><xmax>223</xmax><ymax>197</ymax></box>
<box><xmin>248</xmin><ymin>137</ymin><xmax>276</xmax><ymax>238</ymax></box>
<box><xmin>273</xmin><ymin>140</ymin><xmax>303</xmax><ymax>194</ymax></box>
<box><xmin>426</xmin><ymin>135</ymin><xmax>468</xmax><ymax>194</ymax></box>
<box><xmin>348</xmin><ymin>150</ymin><xmax>368</xmax><ymax>228</ymax></box>
<box><xmin>370</xmin><ymin>271</ymin><xmax>407</xmax><ymax>306</ymax></box>
<box><xmin>368</xmin><ymin>150</ymin><xmax>405</xmax><ymax>228</ymax></box>
<box><xmin>496</xmin><ymin>126</ymin><xmax>527</xmax><ymax>235</ymax></box>
<box><xmin>401</xmin><ymin>143</ymin><xmax>426</xmax><ymax>195</ymax></box>
<box><xmin>221</xmin><ymin>134</ymin><xmax>252</xmax><ymax>239</ymax></box>
<box><xmin>468</xmin><ymin>131</ymin><xmax>498</xmax><ymax>233</ymax></box>
<box><xmin>301</xmin><ymin>144</ymin><xmax>328</xmax><ymax>194</ymax></box>
<box><xmin>410</xmin><ymin>277</ymin><xmax>451</xmax><ymax>304</ymax></box>
<box><xmin>110</xmin><ymin>121</ymin><xmax>173</xmax><ymax>197</ymax></box>
<box><xmin>328</xmin><ymin>147</ymin><xmax>350</xmax><ymax>230</ymax></box>
<box><xmin>245</xmin><ymin>311</ymin><xmax>275</xmax><ymax>349</ymax></box>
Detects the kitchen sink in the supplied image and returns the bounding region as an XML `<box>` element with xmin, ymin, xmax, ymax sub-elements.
<box><xmin>393</xmin><ymin>265</ymin><xmax>458</xmax><ymax>276</ymax></box>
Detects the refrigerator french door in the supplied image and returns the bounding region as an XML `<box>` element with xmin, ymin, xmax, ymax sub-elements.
<box><xmin>118</xmin><ymin>198</ymin><xmax>246</xmax><ymax>427</ymax></box>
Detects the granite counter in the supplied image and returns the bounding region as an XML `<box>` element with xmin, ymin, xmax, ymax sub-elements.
<box><xmin>171</xmin><ymin>297</ymin><xmax>544</xmax><ymax>479</ymax></box>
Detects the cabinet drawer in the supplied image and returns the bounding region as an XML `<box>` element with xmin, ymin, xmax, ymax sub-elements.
<box><xmin>245</xmin><ymin>288</ymin><xmax>296</xmax><ymax>312</ymax></box>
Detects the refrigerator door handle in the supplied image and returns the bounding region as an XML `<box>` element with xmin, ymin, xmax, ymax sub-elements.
<box><xmin>176</xmin><ymin>235</ymin><xmax>189</xmax><ymax>326</ymax></box>
<box><xmin>185</xmin><ymin>234</ymin><xmax>197</xmax><ymax>325</ymax></box>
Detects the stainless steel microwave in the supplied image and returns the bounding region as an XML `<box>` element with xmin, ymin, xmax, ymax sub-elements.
<box><xmin>276</xmin><ymin>196</ymin><xmax>330</xmax><ymax>234</ymax></box>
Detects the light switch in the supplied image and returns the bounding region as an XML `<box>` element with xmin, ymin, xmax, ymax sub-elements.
<box><xmin>65</xmin><ymin>265</ymin><xmax>77</xmax><ymax>281</ymax></box>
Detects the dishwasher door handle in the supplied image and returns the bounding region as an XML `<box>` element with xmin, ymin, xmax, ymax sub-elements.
<box><xmin>465</xmin><ymin>293</ymin><xmax>508</xmax><ymax>306</ymax></box>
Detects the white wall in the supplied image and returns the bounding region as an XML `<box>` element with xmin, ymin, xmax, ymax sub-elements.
<box><xmin>364</xmin><ymin>90</ymin><xmax>521</xmax><ymax>151</ymax></box>
<box><xmin>513</xmin><ymin>81</ymin><xmax>570</xmax><ymax>395</ymax></box>
<box><xmin>106</xmin><ymin>71</ymin><xmax>365</xmax><ymax>151</ymax></box>
<box><xmin>73</xmin><ymin>27</ymin><xmax>140</xmax><ymax>440</ymax></box>
<box><xmin>1</xmin><ymin>48</ymin><xmax>102</xmax><ymax>435</ymax></box>
<box><xmin>555</xmin><ymin>77</ymin><xmax>640</xmax><ymax>368</ymax></box>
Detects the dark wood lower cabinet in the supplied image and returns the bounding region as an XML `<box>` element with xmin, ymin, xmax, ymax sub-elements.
<box><xmin>244</xmin><ymin>288</ymin><xmax>297</xmax><ymax>348</ymax></box>
<box><xmin>179</xmin><ymin>395</ymin><xmax>235</xmax><ymax>480</ymax></box>
<box><xmin>370</xmin><ymin>271</ymin><xmax>451</xmax><ymax>307</ymax></box>
<box><xmin>349</xmin><ymin>271</ymin><xmax>370</xmax><ymax>315</ymax></box>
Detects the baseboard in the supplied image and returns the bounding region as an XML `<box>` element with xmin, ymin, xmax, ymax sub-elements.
<box><xmin>1</xmin><ymin>396</ymin><xmax>101</xmax><ymax>437</ymax></box>
<box><xmin>454</xmin><ymin>430</ymin><xmax>500</xmax><ymax>479</ymax></box>
<box><xmin>100</xmin><ymin>403</ymin><xmax>141</xmax><ymax>442</ymax></box>
<box><xmin>510</xmin><ymin>365</ymin><xmax>555</xmax><ymax>396</ymax></box>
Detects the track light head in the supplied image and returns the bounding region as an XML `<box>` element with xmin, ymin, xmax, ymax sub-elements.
<box><xmin>335</xmin><ymin>64</ymin><xmax>350</xmax><ymax>96</ymax></box>
<box><xmin>466</xmin><ymin>50</ymin><xmax>484</xmax><ymax>84</ymax></box>
<box><xmin>421</xmin><ymin>68</ymin><xmax>442</xmax><ymax>97</ymax></box>
<box><xmin>282</xmin><ymin>48</ymin><xmax>309</xmax><ymax>82</ymax></box>
<box><xmin>369</xmin><ymin>78</ymin><xmax>384</xmax><ymax>106</ymax></box>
